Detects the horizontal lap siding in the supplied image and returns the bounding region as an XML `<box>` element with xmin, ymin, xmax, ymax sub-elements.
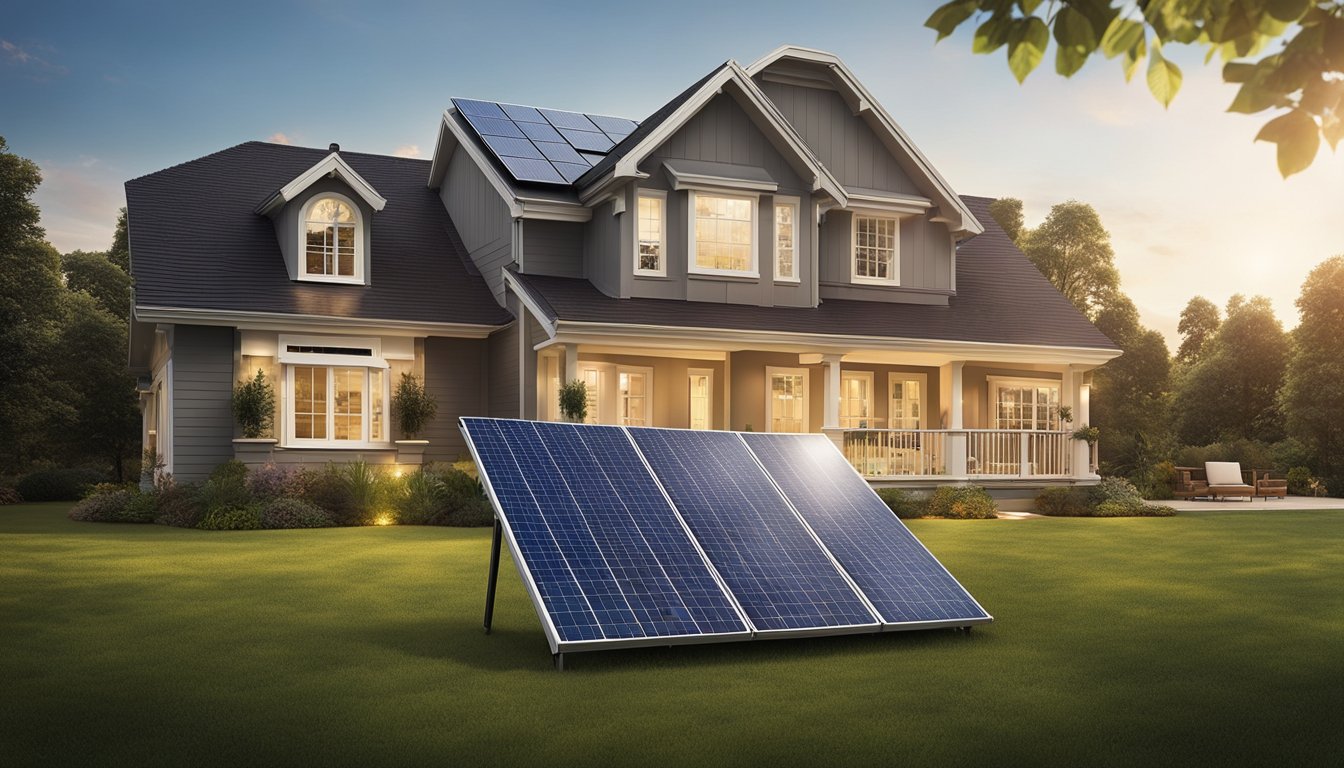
<box><xmin>442</xmin><ymin>144</ymin><xmax>514</xmax><ymax>301</ymax></box>
<box><xmin>523</xmin><ymin>219</ymin><xmax>584</xmax><ymax>278</ymax></box>
<box><xmin>488</xmin><ymin>296</ymin><xmax>520</xmax><ymax>418</ymax></box>
<box><xmin>172</xmin><ymin>324</ymin><xmax>235</xmax><ymax>481</ymax></box>
<box><xmin>423</xmin><ymin>336</ymin><xmax>488</xmax><ymax>463</ymax></box>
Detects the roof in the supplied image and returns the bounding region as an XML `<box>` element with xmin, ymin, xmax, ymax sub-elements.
<box><xmin>510</xmin><ymin>195</ymin><xmax>1117</xmax><ymax>352</ymax></box>
<box><xmin>125</xmin><ymin>142</ymin><xmax>511</xmax><ymax>327</ymax></box>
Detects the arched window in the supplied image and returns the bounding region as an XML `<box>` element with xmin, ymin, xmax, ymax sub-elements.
<box><xmin>302</xmin><ymin>195</ymin><xmax>360</xmax><ymax>280</ymax></box>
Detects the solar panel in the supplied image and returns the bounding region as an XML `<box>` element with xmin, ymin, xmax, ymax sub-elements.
<box><xmin>627</xmin><ymin>428</ymin><xmax>879</xmax><ymax>635</ymax></box>
<box><xmin>450</xmin><ymin>98</ymin><xmax>638</xmax><ymax>186</ymax></box>
<box><xmin>741</xmin><ymin>433</ymin><xmax>992</xmax><ymax>628</ymax></box>
<box><xmin>461</xmin><ymin>418</ymin><xmax>752</xmax><ymax>654</ymax></box>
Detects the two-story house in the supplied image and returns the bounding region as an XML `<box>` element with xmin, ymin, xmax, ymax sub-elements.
<box><xmin>126</xmin><ymin>46</ymin><xmax>1118</xmax><ymax>504</ymax></box>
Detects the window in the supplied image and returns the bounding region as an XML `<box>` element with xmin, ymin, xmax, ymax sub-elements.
<box><xmin>690</xmin><ymin>192</ymin><xmax>756</xmax><ymax>276</ymax></box>
<box><xmin>852</xmin><ymin>214</ymin><xmax>899</xmax><ymax>284</ymax></box>
<box><xmin>617</xmin><ymin>369</ymin><xmax>649</xmax><ymax>426</ymax></box>
<box><xmin>302</xmin><ymin>194</ymin><xmax>362</xmax><ymax>282</ymax></box>
<box><xmin>688</xmin><ymin>369</ymin><xmax>713</xmax><ymax>430</ymax></box>
<box><xmin>766</xmin><ymin>367</ymin><xmax>808</xmax><ymax>433</ymax></box>
<box><xmin>991</xmin><ymin>378</ymin><xmax>1062</xmax><ymax>431</ymax></box>
<box><xmin>839</xmin><ymin>371</ymin><xmax>873</xmax><ymax>429</ymax></box>
<box><xmin>288</xmin><ymin>365</ymin><xmax>387</xmax><ymax>444</ymax></box>
<box><xmin>774</xmin><ymin>198</ymin><xmax>799</xmax><ymax>282</ymax></box>
<box><xmin>888</xmin><ymin>374</ymin><xmax>925</xmax><ymax>430</ymax></box>
<box><xmin>581</xmin><ymin>367</ymin><xmax>603</xmax><ymax>425</ymax></box>
<box><xmin>635</xmin><ymin>191</ymin><xmax>666</xmax><ymax>276</ymax></box>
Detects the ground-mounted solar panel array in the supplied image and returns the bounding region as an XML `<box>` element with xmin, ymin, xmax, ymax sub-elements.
<box><xmin>460</xmin><ymin>418</ymin><xmax>992</xmax><ymax>661</ymax></box>
<box><xmin>451</xmin><ymin>98</ymin><xmax>638</xmax><ymax>185</ymax></box>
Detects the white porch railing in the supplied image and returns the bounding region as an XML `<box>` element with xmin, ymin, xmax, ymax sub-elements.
<box><xmin>838</xmin><ymin>429</ymin><xmax>1077</xmax><ymax>480</ymax></box>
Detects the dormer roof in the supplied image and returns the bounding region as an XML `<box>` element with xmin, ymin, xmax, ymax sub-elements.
<box><xmin>254</xmin><ymin>150</ymin><xmax>388</xmax><ymax>216</ymax></box>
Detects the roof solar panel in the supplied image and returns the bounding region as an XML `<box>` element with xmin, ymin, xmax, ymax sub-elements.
<box><xmin>535</xmin><ymin>141</ymin><xmax>587</xmax><ymax>165</ymax></box>
<box><xmin>539</xmin><ymin>107</ymin><xmax>600</xmax><ymax>132</ymax></box>
<box><xmin>578</xmin><ymin>152</ymin><xmax>605</xmax><ymax>167</ymax></box>
<box><xmin>741</xmin><ymin>433</ymin><xmax>992</xmax><ymax>628</ymax></box>
<box><xmin>517</xmin><ymin>121</ymin><xmax>564</xmax><ymax>143</ymax></box>
<box><xmin>462</xmin><ymin>114</ymin><xmax>526</xmax><ymax>139</ymax></box>
<box><xmin>461</xmin><ymin>418</ymin><xmax>751</xmax><ymax>654</ymax></box>
<box><xmin>500</xmin><ymin>103</ymin><xmax>547</xmax><ymax>123</ymax></box>
<box><xmin>453</xmin><ymin>98</ymin><xmax>507</xmax><ymax>119</ymax></box>
<box><xmin>587</xmin><ymin>114</ymin><xmax>639</xmax><ymax>136</ymax></box>
<box><xmin>558</xmin><ymin>128</ymin><xmax>615</xmax><ymax>153</ymax></box>
<box><xmin>497</xmin><ymin>156</ymin><xmax>566</xmax><ymax>184</ymax></box>
<box><xmin>481</xmin><ymin>134</ymin><xmax>543</xmax><ymax>160</ymax></box>
<box><xmin>552</xmin><ymin>162</ymin><xmax>590</xmax><ymax>183</ymax></box>
<box><xmin>627</xmin><ymin>428</ymin><xmax>879</xmax><ymax>634</ymax></box>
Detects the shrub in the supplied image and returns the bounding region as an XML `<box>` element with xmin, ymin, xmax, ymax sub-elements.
<box><xmin>0</xmin><ymin>486</ymin><xmax>21</xmax><ymax>505</ymax></box>
<box><xmin>301</xmin><ymin>465</ymin><xmax>358</xmax><ymax>525</ymax></box>
<box><xmin>429</xmin><ymin>468</ymin><xmax>493</xmax><ymax>526</ymax></box>
<box><xmin>232</xmin><ymin>369</ymin><xmax>275</xmax><ymax>438</ymax></box>
<box><xmin>925</xmin><ymin>485</ymin><xmax>997</xmax><ymax>519</ymax></box>
<box><xmin>1094</xmin><ymin>500</ymin><xmax>1176</xmax><ymax>517</ymax></box>
<box><xmin>558</xmin><ymin>379</ymin><xmax>588</xmax><ymax>422</ymax></box>
<box><xmin>1088</xmin><ymin>477</ymin><xmax>1144</xmax><ymax>507</ymax></box>
<box><xmin>153</xmin><ymin>482</ymin><xmax>205</xmax><ymax>528</ymax></box>
<box><xmin>1286</xmin><ymin>466</ymin><xmax>1317</xmax><ymax>496</ymax></box>
<box><xmin>1034</xmin><ymin>487</ymin><xmax>1091</xmax><ymax>517</ymax></box>
<box><xmin>260</xmin><ymin>497</ymin><xmax>334</xmax><ymax>529</ymax></box>
<box><xmin>198</xmin><ymin>504</ymin><xmax>263</xmax><ymax>530</ymax></box>
<box><xmin>396</xmin><ymin>467</ymin><xmax>446</xmax><ymax>525</ymax></box>
<box><xmin>342</xmin><ymin>461</ymin><xmax>388</xmax><ymax>524</ymax></box>
<box><xmin>451</xmin><ymin>458</ymin><xmax>479</xmax><ymax>480</ymax></box>
<box><xmin>17</xmin><ymin>467</ymin><xmax>106</xmax><ymax>502</ymax></box>
<box><xmin>197</xmin><ymin>461</ymin><xmax>252</xmax><ymax>513</ymax></box>
<box><xmin>69</xmin><ymin>489</ymin><xmax>136</xmax><ymax>522</ymax></box>
<box><xmin>875</xmin><ymin>488</ymin><xmax>925</xmax><ymax>519</ymax></box>
<box><xmin>246</xmin><ymin>463</ymin><xmax>304</xmax><ymax>501</ymax></box>
<box><xmin>118</xmin><ymin>492</ymin><xmax>158</xmax><ymax>523</ymax></box>
<box><xmin>392</xmin><ymin>372</ymin><xmax>437</xmax><ymax>439</ymax></box>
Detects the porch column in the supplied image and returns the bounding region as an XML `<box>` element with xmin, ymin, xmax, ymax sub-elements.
<box><xmin>821</xmin><ymin>354</ymin><xmax>842</xmax><ymax>430</ymax></box>
<box><xmin>941</xmin><ymin>361</ymin><xmax>967</xmax><ymax>477</ymax></box>
<box><xmin>558</xmin><ymin>344</ymin><xmax>578</xmax><ymax>385</ymax></box>
<box><xmin>1079</xmin><ymin>373</ymin><xmax>1096</xmax><ymax>477</ymax></box>
<box><xmin>1060</xmin><ymin>365</ymin><xmax>1088</xmax><ymax>479</ymax></box>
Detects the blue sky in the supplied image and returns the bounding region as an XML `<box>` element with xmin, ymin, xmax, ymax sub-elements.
<box><xmin>5</xmin><ymin>0</ymin><xmax>1341</xmax><ymax>346</ymax></box>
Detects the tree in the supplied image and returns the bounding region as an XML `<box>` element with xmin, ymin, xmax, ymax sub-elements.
<box><xmin>1090</xmin><ymin>294</ymin><xmax>1173</xmax><ymax>479</ymax></box>
<box><xmin>1280</xmin><ymin>255</ymin><xmax>1344</xmax><ymax>480</ymax></box>
<box><xmin>62</xmin><ymin>250</ymin><xmax>131</xmax><ymax>319</ymax></box>
<box><xmin>108</xmin><ymin>207</ymin><xmax>129</xmax><ymax>273</ymax></box>
<box><xmin>54</xmin><ymin>292</ymin><xmax>140</xmax><ymax>480</ymax></box>
<box><xmin>987</xmin><ymin>197</ymin><xmax>1025</xmax><ymax>244</ymax></box>
<box><xmin>1020</xmin><ymin>200</ymin><xmax>1120</xmax><ymax>319</ymax></box>
<box><xmin>926</xmin><ymin>1</ymin><xmax>1344</xmax><ymax>177</ymax></box>
<box><xmin>1174</xmin><ymin>295</ymin><xmax>1288</xmax><ymax>445</ymax></box>
<box><xmin>0</xmin><ymin>136</ymin><xmax>44</xmax><ymax>252</ymax></box>
<box><xmin>1176</xmin><ymin>296</ymin><xmax>1221</xmax><ymax>364</ymax></box>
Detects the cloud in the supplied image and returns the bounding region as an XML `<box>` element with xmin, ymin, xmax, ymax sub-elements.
<box><xmin>1</xmin><ymin>39</ymin><xmax>67</xmax><ymax>78</ymax></box>
<box><xmin>393</xmin><ymin>144</ymin><xmax>420</xmax><ymax>158</ymax></box>
<box><xmin>267</xmin><ymin>132</ymin><xmax>292</xmax><ymax>145</ymax></box>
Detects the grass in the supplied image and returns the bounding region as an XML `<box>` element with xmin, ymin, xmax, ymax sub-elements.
<box><xmin>2</xmin><ymin>503</ymin><xmax>1342</xmax><ymax>767</ymax></box>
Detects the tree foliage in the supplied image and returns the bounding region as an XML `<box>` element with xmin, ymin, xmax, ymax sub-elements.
<box><xmin>62</xmin><ymin>250</ymin><xmax>131</xmax><ymax>319</ymax></box>
<box><xmin>1090</xmin><ymin>294</ymin><xmax>1173</xmax><ymax>477</ymax></box>
<box><xmin>1019</xmin><ymin>200</ymin><xmax>1120</xmax><ymax>319</ymax></box>
<box><xmin>55</xmin><ymin>292</ymin><xmax>141</xmax><ymax>480</ymax></box>
<box><xmin>108</xmin><ymin>207</ymin><xmax>130</xmax><ymax>272</ymax></box>
<box><xmin>1176</xmin><ymin>295</ymin><xmax>1221</xmax><ymax>363</ymax></box>
<box><xmin>0</xmin><ymin>136</ymin><xmax>44</xmax><ymax>251</ymax></box>
<box><xmin>987</xmin><ymin>196</ymin><xmax>1025</xmax><ymax>243</ymax></box>
<box><xmin>926</xmin><ymin>1</ymin><xmax>1344</xmax><ymax>176</ymax></box>
<box><xmin>1279</xmin><ymin>255</ymin><xmax>1344</xmax><ymax>479</ymax></box>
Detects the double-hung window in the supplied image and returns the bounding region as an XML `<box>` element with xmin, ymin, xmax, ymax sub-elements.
<box><xmin>689</xmin><ymin>191</ymin><xmax>756</xmax><ymax>276</ymax></box>
<box><xmin>852</xmin><ymin>214</ymin><xmax>899</xmax><ymax>284</ymax></box>
<box><xmin>839</xmin><ymin>371</ymin><xmax>874</xmax><ymax>429</ymax></box>
<box><xmin>635</xmin><ymin>190</ymin><xmax>666</xmax><ymax>276</ymax></box>
<box><xmin>774</xmin><ymin>197</ymin><xmax>799</xmax><ymax>283</ymax></box>
<box><xmin>990</xmin><ymin>378</ymin><xmax>1062</xmax><ymax>431</ymax></box>
<box><xmin>888</xmin><ymin>374</ymin><xmax>926</xmax><ymax>430</ymax></box>
<box><xmin>766</xmin><ymin>367</ymin><xmax>809</xmax><ymax>433</ymax></box>
<box><xmin>280</xmin><ymin>336</ymin><xmax>389</xmax><ymax>446</ymax></box>
<box><xmin>302</xmin><ymin>194</ymin><xmax>363</xmax><ymax>283</ymax></box>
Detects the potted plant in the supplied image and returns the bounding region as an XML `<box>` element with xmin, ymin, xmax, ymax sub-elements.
<box><xmin>392</xmin><ymin>372</ymin><xmax>437</xmax><ymax>464</ymax></box>
<box><xmin>1071</xmin><ymin>424</ymin><xmax>1100</xmax><ymax>446</ymax></box>
<box><xmin>232</xmin><ymin>369</ymin><xmax>277</xmax><ymax>464</ymax></box>
<box><xmin>558</xmin><ymin>380</ymin><xmax>587</xmax><ymax>423</ymax></box>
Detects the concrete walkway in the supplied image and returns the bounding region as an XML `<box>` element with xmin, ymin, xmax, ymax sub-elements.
<box><xmin>1163</xmin><ymin>496</ymin><xmax>1341</xmax><ymax>512</ymax></box>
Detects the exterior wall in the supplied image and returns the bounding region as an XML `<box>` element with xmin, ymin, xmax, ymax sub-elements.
<box><xmin>572</xmin><ymin>353</ymin><xmax>726</xmax><ymax>430</ymax></box>
<box><xmin>523</xmin><ymin>219</ymin><xmax>584</xmax><ymax>278</ymax></box>
<box><xmin>441</xmin><ymin>144</ymin><xmax>514</xmax><ymax>301</ymax></box>
<box><xmin>171</xmin><ymin>324</ymin><xmax>235</xmax><ymax>481</ymax></box>
<box><xmin>274</xmin><ymin>177</ymin><xmax>377</xmax><ymax>283</ymax></box>
<box><xmin>961</xmin><ymin>364</ymin><xmax>1064</xmax><ymax>429</ymax></box>
<box><xmin>422</xmin><ymin>336</ymin><xmax>489</xmax><ymax>463</ymax></box>
<box><xmin>727</xmin><ymin>352</ymin><xmax>822</xmax><ymax>433</ymax></box>
<box><xmin>584</xmin><ymin>199</ymin><xmax>622</xmax><ymax>296</ymax></box>
<box><xmin>758</xmin><ymin>79</ymin><xmax>918</xmax><ymax>194</ymax></box>
<box><xmin>817</xmin><ymin>209</ymin><xmax>953</xmax><ymax>302</ymax></box>
<box><xmin>833</xmin><ymin>363</ymin><xmax>941</xmax><ymax>429</ymax></box>
<box><xmin>487</xmin><ymin>296</ymin><xmax>521</xmax><ymax>418</ymax></box>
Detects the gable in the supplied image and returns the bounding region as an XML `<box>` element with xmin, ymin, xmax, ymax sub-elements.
<box><xmin>638</xmin><ymin>93</ymin><xmax>806</xmax><ymax>192</ymax></box>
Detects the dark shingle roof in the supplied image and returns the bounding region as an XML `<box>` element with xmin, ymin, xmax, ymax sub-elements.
<box><xmin>512</xmin><ymin>195</ymin><xmax>1117</xmax><ymax>351</ymax></box>
<box><xmin>125</xmin><ymin>141</ymin><xmax>511</xmax><ymax>327</ymax></box>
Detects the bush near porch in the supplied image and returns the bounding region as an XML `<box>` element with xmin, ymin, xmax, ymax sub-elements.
<box><xmin>1034</xmin><ymin>478</ymin><xmax>1176</xmax><ymax>517</ymax></box>
<box><xmin>67</xmin><ymin>460</ymin><xmax>493</xmax><ymax>530</ymax></box>
<box><xmin>876</xmin><ymin>485</ymin><xmax>997</xmax><ymax>520</ymax></box>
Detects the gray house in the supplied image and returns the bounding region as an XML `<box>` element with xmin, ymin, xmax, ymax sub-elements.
<box><xmin>126</xmin><ymin>45</ymin><xmax>1118</xmax><ymax>499</ymax></box>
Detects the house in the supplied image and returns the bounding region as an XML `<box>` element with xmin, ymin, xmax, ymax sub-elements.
<box><xmin>126</xmin><ymin>45</ymin><xmax>1119</xmax><ymax>503</ymax></box>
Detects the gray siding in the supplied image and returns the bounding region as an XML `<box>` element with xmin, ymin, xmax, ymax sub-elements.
<box><xmin>584</xmin><ymin>199</ymin><xmax>622</xmax><ymax>297</ymax></box>
<box><xmin>523</xmin><ymin>219</ymin><xmax>584</xmax><ymax>278</ymax></box>
<box><xmin>818</xmin><ymin>210</ymin><xmax>953</xmax><ymax>301</ymax></box>
<box><xmin>422</xmin><ymin>336</ymin><xmax>488</xmax><ymax>462</ymax></box>
<box><xmin>172</xmin><ymin>324</ymin><xmax>234</xmax><ymax>481</ymax></box>
<box><xmin>441</xmin><ymin>144</ymin><xmax>514</xmax><ymax>301</ymax></box>
<box><xmin>760</xmin><ymin>80</ymin><xmax>918</xmax><ymax>195</ymax></box>
<box><xmin>487</xmin><ymin>295</ymin><xmax>521</xmax><ymax>418</ymax></box>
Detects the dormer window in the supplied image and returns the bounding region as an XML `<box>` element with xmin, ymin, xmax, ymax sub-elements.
<box><xmin>852</xmin><ymin>214</ymin><xmax>900</xmax><ymax>285</ymax></box>
<box><xmin>303</xmin><ymin>195</ymin><xmax>362</xmax><ymax>282</ymax></box>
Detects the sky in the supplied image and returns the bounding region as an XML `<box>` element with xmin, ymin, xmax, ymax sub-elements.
<box><xmin>4</xmin><ymin>0</ymin><xmax>1341</xmax><ymax>348</ymax></box>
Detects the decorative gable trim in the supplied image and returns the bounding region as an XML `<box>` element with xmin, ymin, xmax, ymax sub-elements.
<box><xmin>254</xmin><ymin>152</ymin><xmax>387</xmax><ymax>216</ymax></box>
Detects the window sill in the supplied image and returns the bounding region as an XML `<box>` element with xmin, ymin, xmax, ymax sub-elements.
<box><xmin>633</xmin><ymin>271</ymin><xmax>671</xmax><ymax>280</ymax></box>
<box><xmin>297</xmin><ymin>275</ymin><xmax>366</xmax><ymax>286</ymax></box>
<box><xmin>688</xmin><ymin>270</ymin><xmax>760</xmax><ymax>283</ymax></box>
<box><xmin>278</xmin><ymin>443</ymin><xmax>395</xmax><ymax>451</ymax></box>
<box><xmin>774</xmin><ymin>277</ymin><xmax>801</xmax><ymax>285</ymax></box>
<box><xmin>850</xmin><ymin>276</ymin><xmax>901</xmax><ymax>287</ymax></box>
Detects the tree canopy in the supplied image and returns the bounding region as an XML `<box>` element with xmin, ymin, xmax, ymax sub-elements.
<box><xmin>1176</xmin><ymin>295</ymin><xmax>1221</xmax><ymax>363</ymax></box>
<box><xmin>62</xmin><ymin>250</ymin><xmax>131</xmax><ymax>320</ymax></box>
<box><xmin>1279</xmin><ymin>255</ymin><xmax>1344</xmax><ymax>479</ymax></box>
<box><xmin>926</xmin><ymin>1</ymin><xmax>1344</xmax><ymax>177</ymax></box>
<box><xmin>987</xmin><ymin>196</ymin><xmax>1025</xmax><ymax>243</ymax></box>
<box><xmin>1019</xmin><ymin>200</ymin><xmax>1120</xmax><ymax>319</ymax></box>
<box><xmin>108</xmin><ymin>207</ymin><xmax>129</xmax><ymax>273</ymax></box>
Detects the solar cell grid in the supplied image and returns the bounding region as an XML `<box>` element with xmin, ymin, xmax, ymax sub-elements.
<box><xmin>452</xmin><ymin>98</ymin><xmax>640</xmax><ymax>186</ymax></box>
<box><xmin>463</xmin><ymin>114</ymin><xmax>525</xmax><ymax>139</ymax></box>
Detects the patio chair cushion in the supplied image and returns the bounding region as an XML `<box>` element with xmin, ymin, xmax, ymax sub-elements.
<box><xmin>1205</xmin><ymin>462</ymin><xmax>1249</xmax><ymax>487</ymax></box>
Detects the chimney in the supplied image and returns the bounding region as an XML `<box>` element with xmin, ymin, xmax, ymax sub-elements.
<box><xmin>329</xmin><ymin>143</ymin><xmax>340</xmax><ymax>152</ymax></box>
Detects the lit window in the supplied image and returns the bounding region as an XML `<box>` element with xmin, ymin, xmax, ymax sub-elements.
<box><xmin>288</xmin><ymin>365</ymin><xmax>387</xmax><ymax>444</ymax></box>
<box><xmin>635</xmin><ymin>191</ymin><xmax>666</xmax><ymax>276</ymax></box>
<box><xmin>688</xmin><ymin>370</ymin><xmax>713</xmax><ymax>430</ymax></box>
<box><xmin>839</xmin><ymin>371</ymin><xmax>873</xmax><ymax>429</ymax></box>
<box><xmin>992</xmin><ymin>380</ymin><xmax>1061</xmax><ymax>430</ymax></box>
<box><xmin>774</xmin><ymin>199</ymin><xmax>798</xmax><ymax>282</ymax></box>
<box><xmin>853</xmin><ymin>215</ymin><xmax>899</xmax><ymax>283</ymax></box>
<box><xmin>767</xmin><ymin>367</ymin><xmax>808</xmax><ymax>433</ymax></box>
<box><xmin>691</xmin><ymin>192</ymin><xmax>755</xmax><ymax>275</ymax></box>
<box><xmin>618</xmin><ymin>370</ymin><xmax>647</xmax><ymax>426</ymax></box>
<box><xmin>889</xmin><ymin>375</ymin><xmax>924</xmax><ymax>430</ymax></box>
<box><xmin>303</xmin><ymin>195</ymin><xmax>361</xmax><ymax>281</ymax></box>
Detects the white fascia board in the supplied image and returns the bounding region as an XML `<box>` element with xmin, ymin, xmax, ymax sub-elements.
<box><xmin>546</xmin><ymin>319</ymin><xmax>1121</xmax><ymax>366</ymax></box>
<box><xmin>426</xmin><ymin>117</ymin><xmax>458</xmax><ymax>189</ymax></box>
<box><xmin>133</xmin><ymin>304</ymin><xmax>504</xmax><ymax>338</ymax></box>
<box><xmin>502</xmin><ymin>272</ymin><xmax>557</xmax><ymax>339</ymax></box>
<box><xmin>517</xmin><ymin>199</ymin><xmax>592</xmax><ymax>223</ymax></box>
<box><xmin>257</xmin><ymin>153</ymin><xmax>387</xmax><ymax>216</ymax></box>
<box><xmin>746</xmin><ymin>46</ymin><xmax>982</xmax><ymax>236</ymax></box>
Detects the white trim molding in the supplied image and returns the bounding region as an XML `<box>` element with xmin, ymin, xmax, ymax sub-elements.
<box><xmin>256</xmin><ymin>152</ymin><xmax>387</xmax><ymax>215</ymax></box>
<box><xmin>297</xmin><ymin>192</ymin><xmax>366</xmax><ymax>285</ymax></box>
<box><xmin>132</xmin><ymin>304</ymin><xmax>504</xmax><ymax>338</ymax></box>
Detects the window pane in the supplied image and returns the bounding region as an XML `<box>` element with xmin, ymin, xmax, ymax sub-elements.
<box><xmin>370</xmin><ymin>368</ymin><xmax>385</xmax><ymax>442</ymax></box>
<box><xmin>619</xmin><ymin>372</ymin><xmax>646</xmax><ymax>426</ymax></box>
<box><xmin>689</xmin><ymin>373</ymin><xmax>710</xmax><ymax>430</ymax></box>
<box><xmin>855</xmin><ymin>216</ymin><xmax>897</xmax><ymax>281</ymax></box>
<box><xmin>336</xmin><ymin>225</ymin><xmax>355</xmax><ymax>276</ymax></box>
<box><xmin>332</xmin><ymin>367</ymin><xmax>364</xmax><ymax>441</ymax></box>
<box><xmin>770</xmin><ymin>373</ymin><xmax>805</xmax><ymax>432</ymax></box>
<box><xmin>305</xmin><ymin>227</ymin><xmax>328</xmax><ymax>274</ymax></box>
<box><xmin>637</xmin><ymin>195</ymin><xmax>663</xmax><ymax>272</ymax></box>
<box><xmin>582</xmin><ymin>368</ymin><xmax>601</xmax><ymax>424</ymax></box>
<box><xmin>695</xmin><ymin>195</ymin><xmax>754</xmax><ymax>272</ymax></box>
<box><xmin>775</xmin><ymin>203</ymin><xmax>796</xmax><ymax>279</ymax></box>
<box><xmin>294</xmin><ymin>366</ymin><xmax>326</xmax><ymax>439</ymax></box>
<box><xmin>840</xmin><ymin>374</ymin><xmax>871</xmax><ymax>429</ymax></box>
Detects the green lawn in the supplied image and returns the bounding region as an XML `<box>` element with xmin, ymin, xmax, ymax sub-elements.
<box><xmin>2</xmin><ymin>504</ymin><xmax>1341</xmax><ymax>767</ymax></box>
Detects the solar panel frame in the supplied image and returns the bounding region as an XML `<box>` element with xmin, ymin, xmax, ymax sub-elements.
<box><xmin>460</xmin><ymin>418</ymin><xmax>754</xmax><ymax>655</ymax></box>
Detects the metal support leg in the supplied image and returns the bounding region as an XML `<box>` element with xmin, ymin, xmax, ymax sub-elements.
<box><xmin>554</xmin><ymin>653</ymin><xmax>564</xmax><ymax>672</ymax></box>
<box><xmin>483</xmin><ymin>518</ymin><xmax>502</xmax><ymax>634</ymax></box>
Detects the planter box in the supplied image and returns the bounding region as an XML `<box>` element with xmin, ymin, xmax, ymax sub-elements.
<box><xmin>233</xmin><ymin>438</ymin><xmax>278</xmax><ymax>467</ymax></box>
<box><xmin>395</xmin><ymin>439</ymin><xmax>429</xmax><ymax>466</ymax></box>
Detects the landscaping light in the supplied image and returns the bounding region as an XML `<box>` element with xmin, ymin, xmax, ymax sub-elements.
<box><xmin>373</xmin><ymin>513</ymin><xmax>395</xmax><ymax>526</ymax></box>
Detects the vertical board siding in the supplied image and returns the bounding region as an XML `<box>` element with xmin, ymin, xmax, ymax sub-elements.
<box><xmin>584</xmin><ymin>199</ymin><xmax>622</xmax><ymax>297</ymax></box>
<box><xmin>523</xmin><ymin>219</ymin><xmax>584</xmax><ymax>278</ymax></box>
<box><xmin>422</xmin><ymin>336</ymin><xmax>487</xmax><ymax>462</ymax></box>
<box><xmin>172</xmin><ymin>324</ymin><xmax>235</xmax><ymax>481</ymax></box>
<box><xmin>487</xmin><ymin>295</ymin><xmax>520</xmax><ymax>418</ymax></box>
<box><xmin>442</xmin><ymin>144</ymin><xmax>514</xmax><ymax>301</ymax></box>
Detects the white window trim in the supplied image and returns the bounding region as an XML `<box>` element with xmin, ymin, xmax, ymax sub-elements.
<box><xmin>298</xmin><ymin>192</ymin><xmax>365</xmax><ymax>285</ymax></box>
<box><xmin>616</xmin><ymin>365</ymin><xmax>654</xmax><ymax>427</ymax></box>
<box><xmin>283</xmin><ymin>364</ymin><xmax>392</xmax><ymax>449</ymax></box>
<box><xmin>687</xmin><ymin>190</ymin><xmax>760</xmax><ymax>279</ymax></box>
<box><xmin>850</xmin><ymin>210</ymin><xmax>902</xmax><ymax>287</ymax></box>
<box><xmin>688</xmin><ymin>367</ymin><xmax>714</xmax><ymax>430</ymax></box>
<box><xmin>887</xmin><ymin>372</ymin><xmax>928</xmax><ymax>430</ymax></box>
<box><xmin>773</xmin><ymin>196</ymin><xmax>800</xmax><ymax>284</ymax></box>
<box><xmin>987</xmin><ymin>376</ymin><xmax>1063</xmax><ymax>431</ymax></box>
<box><xmin>277</xmin><ymin>334</ymin><xmax>388</xmax><ymax>369</ymax></box>
<box><xmin>839</xmin><ymin>370</ymin><xmax>874</xmax><ymax>429</ymax></box>
<box><xmin>633</xmin><ymin>189</ymin><xmax>668</xmax><ymax>277</ymax></box>
<box><xmin>765</xmin><ymin>366</ymin><xmax>809</xmax><ymax>433</ymax></box>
